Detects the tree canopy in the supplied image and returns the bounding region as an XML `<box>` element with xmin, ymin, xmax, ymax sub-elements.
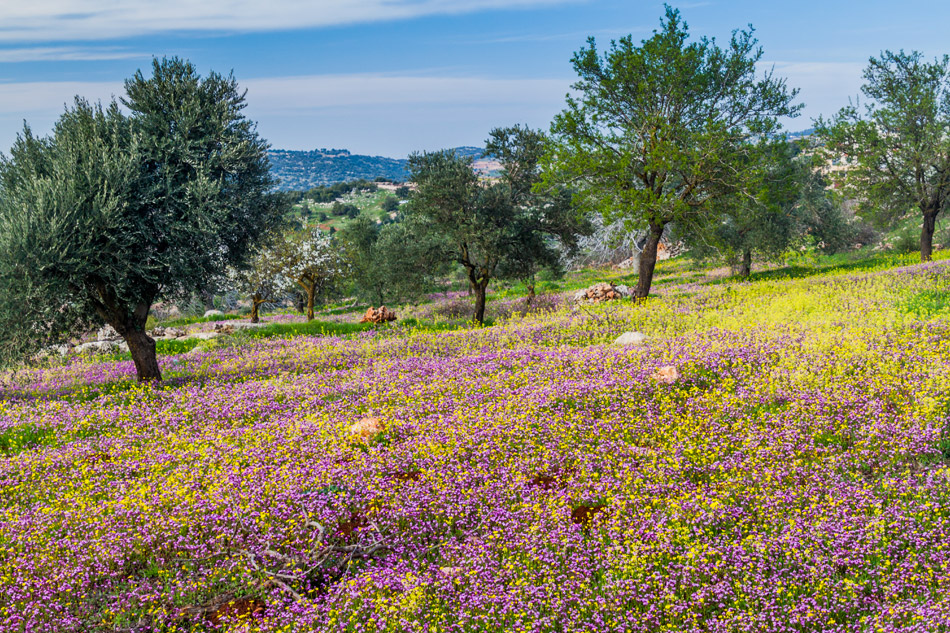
<box><xmin>0</xmin><ymin>57</ymin><xmax>284</xmax><ymax>380</ymax></box>
<box><xmin>686</xmin><ymin>140</ymin><xmax>853</xmax><ymax>277</ymax></box>
<box><xmin>408</xmin><ymin>128</ymin><xmax>587</xmax><ymax>324</ymax></box>
<box><xmin>540</xmin><ymin>5</ymin><xmax>800</xmax><ymax>297</ymax></box>
<box><xmin>815</xmin><ymin>49</ymin><xmax>950</xmax><ymax>261</ymax></box>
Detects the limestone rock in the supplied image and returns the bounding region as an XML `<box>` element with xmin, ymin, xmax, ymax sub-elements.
<box><xmin>230</xmin><ymin>322</ymin><xmax>269</xmax><ymax>330</ymax></box>
<box><xmin>97</xmin><ymin>325</ymin><xmax>121</xmax><ymax>342</ymax></box>
<box><xmin>184</xmin><ymin>332</ymin><xmax>220</xmax><ymax>341</ymax></box>
<box><xmin>651</xmin><ymin>365</ymin><xmax>680</xmax><ymax>383</ymax></box>
<box><xmin>360</xmin><ymin>306</ymin><xmax>397</xmax><ymax>324</ymax></box>
<box><xmin>571</xmin><ymin>282</ymin><xmax>628</xmax><ymax>304</ymax></box>
<box><xmin>348</xmin><ymin>416</ymin><xmax>383</xmax><ymax>440</ymax></box>
<box><xmin>75</xmin><ymin>341</ymin><xmax>118</xmax><ymax>355</ymax></box>
<box><xmin>613</xmin><ymin>331</ymin><xmax>647</xmax><ymax>347</ymax></box>
<box><xmin>203</xmin><ymin>309</ymin><xmax>224</xmax><ymax>318</ymax></box>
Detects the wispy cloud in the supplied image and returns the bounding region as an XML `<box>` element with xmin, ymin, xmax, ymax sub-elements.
<box><xmin>471</xmin><ymin>26</ymin><xmax>649</xmax><ymax>44</ymax></box>
<box><xmin>0</xmin><ymin>46</ymin><xmax>146</xmax><ymax>62</ymax></box>
<box><xmin>0</xmin><ymin>0</ymin><xmax>581</xmax><ymax>42</ymax></box>
<box><xmin>241</xmin><ymin>73</ymin><xmax>571</xmax><ymax>112</ymax></box>
<box><xmin>0</xmin><ymin>79</ymin><xmax>122</xmax><ymax>115</ymax></box>
<box><xmin>0</xmin><ymin>73</ymin><xmax>574</xmax><ymax>155</ymax></box>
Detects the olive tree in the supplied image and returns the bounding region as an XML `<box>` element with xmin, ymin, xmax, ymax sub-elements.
<box><xmin>0</xmin><ymin>58</ymin><xmax>284</xmax><ymax>380</ymax></box>
<box><xmin>408</xmin><ymin>131</ymin><xmax>586</xmax><ymax>324</ymax></box>
<box><xmin>540</xmin><ymin>6</ymin><xmax>800</xmax><ymax>297</ymax></box>
<box><xmin>816</xmin><ymin>50</ymin><xmax>950</xmax><ymax>261</ymax></box>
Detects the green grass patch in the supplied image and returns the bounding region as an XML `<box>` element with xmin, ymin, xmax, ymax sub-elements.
<box><xmin>158</xmin><ymin>313</ymin><xmax>245</xmax><ymax>327</ymax></box>
<box><xmin>902</xmin><ymin>289</ymin><xmax>950</xmax><ymax>319</ymax></box>
<box><xmin>242</xmin><ymin>319</ymin><xmax>377</xmax><ymax>339</ymax></box>
<box><xmin>0</xmin><ymin>424</ymin><xmax>57</xmax><ymax>456</ymax></box>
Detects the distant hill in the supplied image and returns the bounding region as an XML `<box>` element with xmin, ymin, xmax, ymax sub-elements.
<box><xmin>268</xmin><ymin>149</ymin><xmax>409</xmax><ymax>190</ymax></box>
<box><xmin>268</xmin><ymin>146</ymin><xmax>489</xmax><ymax>191</ymax></box>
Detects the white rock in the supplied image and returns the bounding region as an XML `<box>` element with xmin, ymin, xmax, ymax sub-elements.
<box><xmin>230</xmin><ymin>322</ymin><xmax>269</xmax><ymax>330</ymax></box>
<box><xmin>97</xmin><ymin>325</ymin><xmax>121</xmax><ymax>341</ymax></box>
<box><xmin>35</xmin><ymin>344</ymin><xmax>70</xmax><ymax>359</ymax></box>
<box><xmin>613</xmin><ymin>331</ymin><xmax>648</xmax><ymax>347</ymax></box>
<box><xmin>183</xmin><ymin>332</ymin><xmax>220</xmax><ymax>341</ymax></box>
<box><xmin>75</xmin><ymin>341</ymin><xmax>117</xmax><ymax>355</ymax></box>
<box><xmin>570</xmin><ymin>289</ymin><xmax>589</xmax><ymax>303</ymax></box>
<box><xmin>614</xmin><ymin>284</ymin><xmax>633</xmax><ymax>298</ymax></box>
<box><xmin>203</xmin><ymin>309</ymin><xmax>225</xmax><ymax>317</ymax></box>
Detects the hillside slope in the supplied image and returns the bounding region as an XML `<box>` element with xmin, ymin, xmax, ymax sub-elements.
<box><xmin>269</xmin><ymin>146</ymin><xmax>491</xmax><ymax>190</ymax></box>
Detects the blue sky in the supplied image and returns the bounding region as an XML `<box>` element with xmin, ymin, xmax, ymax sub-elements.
<box><xmin>1</xmin><ymin>0</ymin><xmax>948</xmax><ymax>157</ymax></box>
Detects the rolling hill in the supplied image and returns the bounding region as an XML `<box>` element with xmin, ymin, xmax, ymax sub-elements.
<box><xmin>268</xmin><ymin>146</ymin><xmax>491</xmax><ymax>190</ymax></box>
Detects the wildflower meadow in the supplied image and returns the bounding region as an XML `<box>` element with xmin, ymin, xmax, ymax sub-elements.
<box><xmin>3</xmin><ymin>255</ymin><xmax>950</xmax><ymax>632</ymax></box>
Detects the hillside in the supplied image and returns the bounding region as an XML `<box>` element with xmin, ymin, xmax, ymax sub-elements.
<box><xmin>268</xmin><ymin>149</ymin><xmax>409</xmax><ymax>190</ymax></box>
<box><xmin>6</xmin><ymin>249</ymin><xmax>950</xmax><ymax>631</ymax></box>
<box><xmin>269</xmin><ymin>146</ymin><xmax>491</xmax><ymax>190</ymax></box>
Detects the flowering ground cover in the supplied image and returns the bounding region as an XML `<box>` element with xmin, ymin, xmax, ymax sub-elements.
<box><xmin>3</xmin><ymin>255</ymin><xmax>950</xmax><ymax>632</ymax></box>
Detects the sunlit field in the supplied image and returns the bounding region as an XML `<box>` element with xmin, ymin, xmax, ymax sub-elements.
<box><xmin>3</xmin><ymin>253</ymin><xmax>950</xmax><ymax>632</ymax></box>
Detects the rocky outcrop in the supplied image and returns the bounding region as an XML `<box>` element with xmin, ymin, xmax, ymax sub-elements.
<box><xmin>651</xmin><ymin>365</ymin><xmax>680</xmax><ymax>383</ymax></box>
<box><xmin>360</xmin><ymin>306</ymin><xmax>397</xmax><ymax>324</ymax></box>
<box><xmin>570</xmin><ymin>282</ymin><xmax>633</xmax><ymax>304</ymax></box>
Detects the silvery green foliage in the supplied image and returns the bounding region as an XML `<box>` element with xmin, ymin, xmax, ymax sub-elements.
<box><xmin>0</xmin><ymin>58</ymin><xmax>284</xmax><ymax>372</ymax></box>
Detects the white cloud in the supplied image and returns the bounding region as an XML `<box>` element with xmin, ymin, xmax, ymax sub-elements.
<box><xmin>0</xmin><ymin>73</ymin><xmax>573</xmax><ymax>156</ymax></box>
<box><xmin>0</xmin><ymin>0</ymin><xmax>580</xmax><ymax>42</ymax></box>
<box><xmin>242</xmin><ymin>73</ymin><xmax>571</xmax><ymax>112</ymax></box>
<box><xmin>0</xmin><ymin>46</ymin><xmax>145</xmax><ymax>62</ymax></box>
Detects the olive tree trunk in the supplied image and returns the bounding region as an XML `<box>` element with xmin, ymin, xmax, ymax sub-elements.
<box><xmin>250</xmin><ymin>295</ymin><xmax>263</xmax><ymax>323</ymax></box>
<box><xmin>306</xmin><ymin>285</ymin><xmax>316</xmax><ymax>321</ymax></box>
<box><xmin>922</xmin><ymin>209</ymin><xmax>938</xmax><ymax>262</ymax></box>
<box><xmin>124</xmin><ymin>329</ymin><xmax>161</xmax><ymax>382</ymax></box>
<box><xmin>101</xmin><ymin>298</ymin><xmax>161</xmax><ymax>382</ymax></box>
<box><xmin>633</xmin><ymin>222</ymin><xmax>666</xmax><ymax>299</ymax></box>
<box><xmin>473</xmin><ymin>279</ymin><xmax>489</xmax><ymax>325</ymax></box>
<box><xmin>739</xmin><ymin>249</ymin><xmax>752</xmax><ymax>278</ymax></box>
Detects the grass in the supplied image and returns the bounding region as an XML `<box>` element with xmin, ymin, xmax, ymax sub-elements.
<box><xmin>159</xmin><ymin>313</ymin><xmax>246</xmax><ymax>327</ymax></box>
<box><xmin>902</xmin><ymin>289</ymin><xmax>950</xmax><ymax>319</ymax></box>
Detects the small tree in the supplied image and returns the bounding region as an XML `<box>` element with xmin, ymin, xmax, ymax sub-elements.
<box><xmin>486</xmin><ymin>125</ymin><xmax>590</xmax><ymax>301</ymax></box>
<box><xmin>407</xmin><ymin>151</ymin><xmax>499</xmax><ymax>323</ymax></box>
<box><xmin>338</xmin><ymin>215</ymin><xmax>449</xmax><ymax>306</ymax></box>
<box><xmin>381</xmin><ymin>196</ymin><xmax>400</xmax><ymax>214</ymax></box>
<box><xmin>816</xmin><ymin>50</ymin><xmax>950</xmax><ymax>261</ymax></box>
<box><xmin>408</xmin><ymin>133</ymin><xmax>586</xmax><ymax>324</ymax></box>
<box><xmin>282</xmin><ymin>229</ymin><xmax>343</xmax><ymax>320</ymax></box>
<box><xmin>541</xmin><ymin>6</ymin><xmax>800</xmax><ymax>298</ymax></box>
<box><xmin>230</xmin><ymin>239</ymin><xmax>289</xmax><ymax>323</ymax></box>
<box><xmin>686</xmin><ymin>141</ymin><xmax>809</xmax><ymax>276</ymax></box>
<box><xmin>0</xmin><ymin>58</ymin><xmax>283</xmax><ymax>380</ymax></box>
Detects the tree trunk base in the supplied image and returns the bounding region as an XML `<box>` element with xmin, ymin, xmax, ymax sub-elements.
<box><xmin>922</xmin><ymin>211</ymin><xmax>938</xmax><ymax>262</ymax></box>
<box><xmin>124</xmin><ymin>329</ymin><xmax>161</xmax><ymax>382</ymax></box>
<box><xmin>634</xmin><ymin>223</ymin><xmax>665</xmax><ymax>299</ymax></box>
